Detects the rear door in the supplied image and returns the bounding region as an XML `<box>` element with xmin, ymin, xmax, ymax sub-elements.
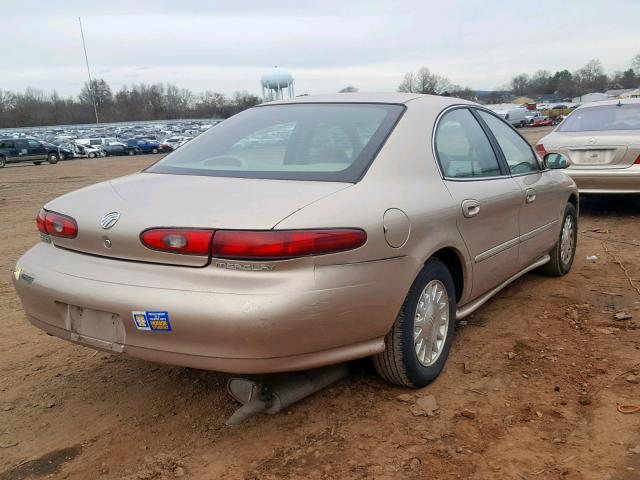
<box><xmin>14</xmin><ymin>140</ymin><xmax>32</xmax><ymax>162</ymax></box>
<box><xmin>26</xmin><ymin>139</ymin><xmax>47</xmax><ymax>161</ymax></box>
<box><xmin>476</xmin><ymin>109</ymin><xmax>564</xmax><ymax>269</ymax></box>
<box><xmin>434</xmin><ymin>107</ymin><xmax>523</xmax><ymax>299</ymax></box>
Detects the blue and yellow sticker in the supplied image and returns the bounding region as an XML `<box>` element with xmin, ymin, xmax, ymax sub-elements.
<box><xmin>132</xmin><ymin>311</ymin><xmax>172</xmax><ymax>331</ymax></box>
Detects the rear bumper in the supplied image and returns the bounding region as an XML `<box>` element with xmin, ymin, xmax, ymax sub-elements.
<box><xmin>12</xmin><ymin>243</ymin><xmax>410</xmax><ymax>373</ymax></box>
<box><xmin>566</xmin><ymin>165</ymin><xmax>640</xmax><ymax>193</ymax></box>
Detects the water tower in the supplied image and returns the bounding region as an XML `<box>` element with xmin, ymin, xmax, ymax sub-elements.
<box><xmin>261</xmin><ymin>66</ymin><xmax>295</xmax><ymax>101</ymax></box>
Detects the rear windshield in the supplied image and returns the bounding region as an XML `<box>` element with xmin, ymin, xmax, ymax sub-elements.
<box><xmin>147</xmin><ymin>103</ymin><xmax>405</xmax><ymax>182</ymax></box>
<box><xmin>558</xmin><ymin>103</ymin><xmax>640</xmax><ymax>132</ymax></box>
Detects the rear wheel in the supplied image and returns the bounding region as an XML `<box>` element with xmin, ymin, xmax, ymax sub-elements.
<box><xmin>151</xmin><ymin>148</ymin><xmax>159</xmax><ymax>154</ymax></box>
<box><xmin>0</xmin><ymin>156</ymin><xmax>6</xmax><ymax>168</ymax></box>
<box><xmin>538</xmin><ymin>203</ymin><xmax>577</xmax><ymax>276</ymax></box>
<box><xmin>88</xmin><ymin>152</ymin><xmax>96</xmax><ymax>158</ymax></box>
<box><xmin>373</xmin><ymin>258</ymin><xmax>457</xmax><ymax>388</ymax></box>
<box><xmin>47</xmin><ymin>153</ymin><xmax>59</xmax><ymax>164</ymax></box>
<box><xmin>128</xmin><ymin>149</ymin><xmax>135</xmax><ymax>156</ymax></box>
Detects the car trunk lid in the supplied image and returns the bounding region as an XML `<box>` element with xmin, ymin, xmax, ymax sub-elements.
<box><xmin>551</xmin><ymin>131</ymin><xmax>640</xmax><ymax>169</ymax></box>
<box><xmin>45</xmin><ymin>172</ymin><xmax>350</xmax><ymax>266</ymax></box>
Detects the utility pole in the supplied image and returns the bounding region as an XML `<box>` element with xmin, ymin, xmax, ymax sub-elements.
<box><xmin>78</xmin><ymin>16</ymin><xmax>99</xmax><ymax>124</ymax></box>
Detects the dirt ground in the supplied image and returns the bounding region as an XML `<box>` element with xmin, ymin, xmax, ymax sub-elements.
<box><xmin>1</xmin><ymin>126</ymin><xmax>640</xmax><ymax>480</ymax></box>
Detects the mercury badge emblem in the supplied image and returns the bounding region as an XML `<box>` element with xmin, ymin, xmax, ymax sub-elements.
<box><xmin>100</xmin><ymin>212</ymin><xmax>121</xmax><ymax>229</ymax></box>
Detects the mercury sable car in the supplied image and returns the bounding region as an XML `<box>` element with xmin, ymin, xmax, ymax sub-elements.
<box><xmin>536</xmin><ymin>99</ymin><xmax>640</xmax><ymax>193</ymax></box>
<box><xmin>13</xmin><ymin>93</ymin><xmax>578</xmax><ymax>388</ymax></box>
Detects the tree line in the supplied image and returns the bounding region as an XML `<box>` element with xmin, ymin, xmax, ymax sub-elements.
<box><xmin>0</xmin><ymin>79</ymin><xmax>261</xmax><ymax>128</ymax></box>
<box><xmin>397</xmin><ymin>54</ymin><xmax>640</xmax><ymax>101</ymax></box>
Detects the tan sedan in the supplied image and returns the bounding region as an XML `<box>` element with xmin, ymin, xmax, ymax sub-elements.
<box><xmin>537</xmin><ymin>99</ymin><xmax>640</xmax><ymax>193</ymax></box>
<box><xmin>13</xmin><ymin>93</ymin><xmax>578</xmax><ymax>388</ymax></box>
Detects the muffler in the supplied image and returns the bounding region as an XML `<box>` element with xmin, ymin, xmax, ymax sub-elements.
<box><xmin>225</xmin><ymin>364</ymin><xmax>350</xmax><ymax>426</ymax></box>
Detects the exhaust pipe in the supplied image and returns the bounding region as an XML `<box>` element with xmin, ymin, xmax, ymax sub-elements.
<box><xmin>225</xmin><ymin>364</ymin><xmax>349</xmax><ymax>426</ymax></box>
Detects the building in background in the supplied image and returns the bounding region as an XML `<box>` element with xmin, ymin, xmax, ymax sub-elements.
<box><xmin>572</xmin><ymin>92</ymin><xmax>610</xmax><ymax>103</ymax></box>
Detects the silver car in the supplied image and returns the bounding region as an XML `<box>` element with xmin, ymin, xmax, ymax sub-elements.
<box><xmin>12</xmin><ymin>93</ymin><xmax>578</xmax><ymax>388</ymax></box>
<box><xmin>537</xmin><ymin>98</ymin><xmax>640</xmax><ymax>193</ymax></box>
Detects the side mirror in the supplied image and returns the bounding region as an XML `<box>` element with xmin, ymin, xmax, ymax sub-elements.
<box><xmin>544</xmin><ymin>153</ymin><xmax>569</xmax><ymax>169</ymax></box>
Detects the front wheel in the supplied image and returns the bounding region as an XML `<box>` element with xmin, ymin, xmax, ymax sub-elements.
<box><xmin>373</xmin><ymin>258</ymin><xmax>457</xmax><ymax>388</ymax></box>
<box><xmin>88</xmin><ymin>152</ymin><xmax>96</xmax><ymax>158</ymax></box>
<box><xmin>151</xmin><ymin>148</ymin><xmax>159</xmax><ymax>154</ymax></box>
<box><xmin>48</xmin><ymin>153</ymin><xmax>59</xmax><ymax>164</ymax></box>
<box><xmin>538</xmin><ymin>203</ymin><xmax>577</xmax><ymax>276</ymax></box>
<box><xmin>128</xmin><ymin>149</ymin><xmax>135</xmax><ymax>156</ymax></box>
<box><xmin>0</xmin><ymin>156</ymin><xmax>6</xmax><ymax>167</ymax></box>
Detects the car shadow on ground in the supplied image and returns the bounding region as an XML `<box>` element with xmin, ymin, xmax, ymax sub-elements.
<box><xmin>579</xmin><ymin>194</ymin><xmax>640</xmax><ymax>217</ymax></box>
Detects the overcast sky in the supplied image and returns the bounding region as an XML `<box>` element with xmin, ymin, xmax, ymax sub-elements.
<box><xmin>4</xmin><ymin>0</ymin><xmax>640</xmax><ymax>97</ymax></box>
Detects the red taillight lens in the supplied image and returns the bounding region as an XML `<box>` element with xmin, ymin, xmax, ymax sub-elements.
<box><xmin>140</xmin><ymin>228</ymin><xmax>214</xmax><ymax>255</ymax></box>
<box><xmin>535</xmin><ymin>144</ymin><xmax>547</xmax><ymax>157</ymax></box>
<box><xmin>37</xmin><ymin>209</ymin><xmax>78</xmax><ymax>238</ymax></box>
<box><xmin>634</xmin><ymin>154</ymin><xmax>640</xmax><ymax>165</ymax></box>
<box><xmin>212</xmin><ymin>229</ymin><xmax>367</xmax><ymax>259</ymax></box>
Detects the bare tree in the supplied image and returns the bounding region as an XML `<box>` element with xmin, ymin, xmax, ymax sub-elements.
<box><xmin>397</xmin><ymin>67</ymin><xmax>451</xmax><ymax>94</ymax></box>
<box><xmin>632</xmin><ymin>53</ymin><xmax>640</xmax><ymax>72</ymax></box>
<box><xmin>510</xmin><ymin>74</ymin><xmax>530</xmax><ymax>96</ymax></box>
<box><xmin>574</xmin><ymin>59</ymin><xmax>608</xmax><ymax>92</ymax></box>
<box><xmin>79</xmin><ymin>78</ymin><xmax>113</xmax><ymax>109</ymax></box>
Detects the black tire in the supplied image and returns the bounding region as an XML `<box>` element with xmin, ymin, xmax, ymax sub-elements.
<box><xmin>88</xmin><ymin>152</ymin><xmax>96</xmax><ymax>158</ymax></box>
<box><xmin>33</xmin><ymin>161</ymin><xmax>42</xmax><ymax>165</ymax></box>
<box><xmin>373</xmin><ymin>258</ymin><xmax>457</xmax><ymax>388</ymax></box>
<box><xmin>128</xmin><ymin>149</ymin><xmax>135</xmax><ymax>156</ymax></box>
<box><xmin>47</xmin><ymin>153</ymin><xmax>59</xmax><ymax>164</ymax></box>
<box><xmin>151</xmin><ymin>148</ymin><xmax>159</xmax><ymax>154</ymax></box>
<box><xmin>520</xmin><ymin>120</ymin><xmax>527</xmax><ymax>128</ymax></box>
<box><xmin>0</xmin><ymin>156</ymin><xmax>5</xmax><ymax>168</ymax></box>
<box><xmin>538</xmin><ymin>203</ymin><xmax>577</xmax><ymax>276</ymax></box>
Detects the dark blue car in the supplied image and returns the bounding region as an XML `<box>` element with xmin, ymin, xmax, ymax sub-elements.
<box><xmin>126</xmin><ymin>139</ymin><xmax>161</xmax><ymax>154</ymax></box>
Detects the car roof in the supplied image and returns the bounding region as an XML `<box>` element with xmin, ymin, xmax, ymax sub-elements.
<box><xmin>576</xmin><ymin>98</ymin><xmax>640</xmax><ymax>110</ymax></box>
<box><xmin>262</xmin><ymin>92</ymin><xmax>477</xmax><ymax>108</ymax></box>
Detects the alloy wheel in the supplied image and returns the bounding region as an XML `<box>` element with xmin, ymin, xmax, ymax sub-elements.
<box><xmin>560</xmin><ymin>215</ymin><xmax>575</xmax><ymax>265</ymax></box>
<box><xmin>414</xmin><ymin>279</ymin><xmax>449</xmax><ymax>366</ymax></box>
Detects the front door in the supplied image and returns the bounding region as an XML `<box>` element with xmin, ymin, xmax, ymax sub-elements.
<box><xmin>434</xmin><ymin>107</ymin><xmax>523</xmax><ymax>300</ymax></box>
<box><xmin>476</xmin><ymin>110</ymin><xmax>563</xmax><ymax>269</ymax></box>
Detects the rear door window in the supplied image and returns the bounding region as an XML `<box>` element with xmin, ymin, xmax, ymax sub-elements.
<box><xmin>434</xmin><ymin>108</ymin><xmax>502</xmax><ymax>178</ymax></box>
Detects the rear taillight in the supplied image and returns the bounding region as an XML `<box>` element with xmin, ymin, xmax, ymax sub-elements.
<box><xmin>36</xmin><ymin>209</ymin><xmax>78</xmax><ymax>238</ymax></box>
<box><xmin>140</xmin><ymin>228</ymin><xmax>214</xmax><ymax>255</ymax></box>
<box><xmin>211</xmin><ymin>229</ymin><xmax>367</xmax><ymax>259</ymax></box>
<box><xmin>36</xmin><ymin>209</ymin><xmax>47</xmax><ymax>234</ymax></box>
<box><xmin>535</xmin><ymin>144</ymin><xmax>547</xmax><ymax>157</ymax></box>
<box><xmin>634</xmin><ymin>154</ymin><xmax>640</xmax><ymax>165</ymax></box>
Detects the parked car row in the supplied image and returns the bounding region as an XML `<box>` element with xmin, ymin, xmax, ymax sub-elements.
<box><xmin>0</xmin><ymin>119</ymin><xmax>218</xmax><ymax>167</ymax></box>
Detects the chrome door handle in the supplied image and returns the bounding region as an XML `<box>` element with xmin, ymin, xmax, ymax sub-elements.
<box><xmin>462</xmin><ymin>199</ymin><xmax>481</xmax><ymax>218</ymax></box>
<box><xmin>525</xmin><ymin>188</ymin><xmax>537</xmax><ymax>204</ymax></box>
